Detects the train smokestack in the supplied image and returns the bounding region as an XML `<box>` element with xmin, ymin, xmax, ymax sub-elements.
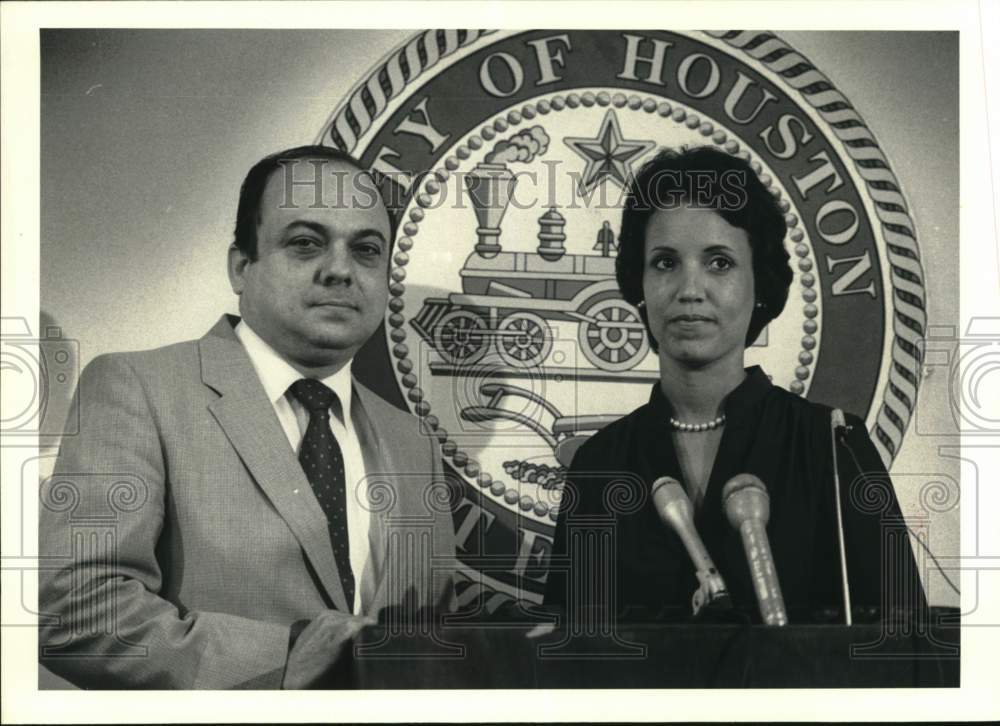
<box><xmin>464</xmin><ymin>162</ymin><xmax>517</xmax><ymax>259</ymax></box>
<box><xmin>537</xmin><ymin>208</ymin><xmax>567</xmax><ymax>261</ymax></box>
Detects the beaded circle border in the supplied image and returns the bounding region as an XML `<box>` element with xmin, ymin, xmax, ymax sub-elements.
<box><xmin>323</xmin><ymin>29</ymin><xmax>926</xmax><ymax>468</ymax></box>
<box><xmin>383</xmin><ymin>91</ymin><xmax>817</xmax><ymax>521</ymax></box>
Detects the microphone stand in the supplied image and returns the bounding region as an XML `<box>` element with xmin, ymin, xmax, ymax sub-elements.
<box><xmin>831</xmin><ymin>409</ymin><xmax>852</xmax><ymax>626</ymax></box>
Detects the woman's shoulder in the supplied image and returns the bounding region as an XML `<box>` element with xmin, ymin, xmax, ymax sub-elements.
<box><xmin>569</xmin><ymin>403</ymin><xmax>651</xmax><ymax>469</ymax></box>
<box><xmin>753</xmin><ymin>377</ymin><xmax>873</xmax><ymax>462</ymax></box>
<box><xmin>760</xmin><ymin>382</ymin><xmax>866</xmax><ymax>428</ymax></box>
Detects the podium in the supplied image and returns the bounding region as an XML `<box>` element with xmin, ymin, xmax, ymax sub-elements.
<box><xmin>351</xmin><ymin>612</ymin><xmax>959</xmax><ymax>688</ymax></box>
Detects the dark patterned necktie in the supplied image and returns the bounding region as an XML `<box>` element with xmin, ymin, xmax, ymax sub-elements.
<box><xmin>289</xmin><ymin>378</ymin><xmax>355</xmax><ymax>612</ymax></box>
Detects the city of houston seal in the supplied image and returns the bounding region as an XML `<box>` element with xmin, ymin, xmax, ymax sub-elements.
<box><xmin>319</xmin><ymin>30</ymin><xmax>927</xmax><ymax>610</ymax></box>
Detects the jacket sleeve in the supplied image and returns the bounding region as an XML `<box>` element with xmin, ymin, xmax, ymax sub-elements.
<box><xmin>543</xmin><ymin>440</ymin><xmax>604</xmax><ymax>615</ymax></box>
<box><xmin>431</xmin><ymin>435</ymin><xmax>459</xmax><ymax>613</ymax></box>
<box><xmin>39</xmin><ymin>354</ymin><xmax>291</xmax><ymax>689</ymax></box>
<box><xmin>542</xmin><ymin>474</ymin><xmax>571</xmax><ymax>614</ymax></box>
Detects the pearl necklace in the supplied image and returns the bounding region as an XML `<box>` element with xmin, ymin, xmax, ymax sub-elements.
<box><xmin>669</xmin><ymin>414</ymin><xmax>726</xmax><ymax>433</ymax></box>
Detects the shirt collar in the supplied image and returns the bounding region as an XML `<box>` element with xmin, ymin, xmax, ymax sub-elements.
<box><xmin>646</xmin><ymin>365</ymin><xmax>772</xmax><ymax>423</ymax></box>
<box><xmin>234</xmin><ymin>319</ymin><xmax>354</xmax><ymax>417</ymax></box>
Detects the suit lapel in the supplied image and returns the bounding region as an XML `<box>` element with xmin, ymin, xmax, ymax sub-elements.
<box><xmin>198</xmin><ymin>316</ymin><xmax>351</xmax><ymax>613</ymax></box>
<box><xmin>352</xmin><ymin>383</ymin><xmax>450</xmax><ymax>616</ymax></box>
<box><xmin>350</xmin><ymin>384</ymin><xmax>394</xmax><ymax>615</ymax></box>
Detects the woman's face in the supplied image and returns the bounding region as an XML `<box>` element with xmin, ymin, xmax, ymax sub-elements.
<box><xmin>642</xmin><ymin>206</ymin><xmax>755</xmax><ymax>370</ymax></box>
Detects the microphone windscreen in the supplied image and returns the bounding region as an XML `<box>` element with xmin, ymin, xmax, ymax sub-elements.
<box><xmin>721</xmin><ymin>473</ymin><xmax>770</xmax><ymax>528</ymax></box>
<box><xmin>651</xmin><ymin>477</ymin><xmax>691</xmax><ymax>530</ymax></box>
<box><xmin>652</xmin><ymin>477</ymin><xmax>719</xmax><ymax>577</ymax></box>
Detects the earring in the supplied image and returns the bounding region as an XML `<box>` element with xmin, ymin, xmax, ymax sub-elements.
<box><xmin>637</xmin><ymin>300</ymin><xmax>646</xmax><ymax>309</ymax></box>
<box><xmin>755</xmin><ymin>301</ymin><xmax>765</xmax><ymax>309</ymax></box>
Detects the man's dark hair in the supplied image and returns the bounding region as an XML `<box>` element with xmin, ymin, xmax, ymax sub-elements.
<box><xmin>233</xmin><ymin>145</ymin><xmax>395</xmax><ymax>260</ymax></box>
<box><xmin>616</xmin><ymin>146</ymin><xmax>793</xmax><ymax>350</ymax></box>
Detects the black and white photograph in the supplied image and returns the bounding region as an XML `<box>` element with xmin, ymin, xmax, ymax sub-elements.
<box><xmin>1</xmin><ymin>1</ymin><xmax>998</xmax><ymax>722</ymax></box>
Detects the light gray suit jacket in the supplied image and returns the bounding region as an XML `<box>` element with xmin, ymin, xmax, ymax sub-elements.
<box><xmin>39</xmin><ymin>316</ymin><xmax>456</xmax><ymax>688</ymax></box>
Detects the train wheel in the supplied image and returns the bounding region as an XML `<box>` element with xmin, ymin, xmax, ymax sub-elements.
<box><xmin>434</xmin><ymin>310</ymin><xmax>490</xmax><ymax>365</ymax></box>
<box><xmin>578</xmin><ymin>299</ymin><xmax>649</xmax><ymax>371</ymax></box>
<box><xmin>496</xmin><ymin>312</ymin><xmax>553</xmax><ymax>368</ymax></box>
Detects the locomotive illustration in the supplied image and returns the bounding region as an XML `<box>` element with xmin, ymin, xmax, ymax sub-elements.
<box><xmin>410</xmin><ymin>162</ymin><xmax>652</xmax><ymax>376</ymax></box>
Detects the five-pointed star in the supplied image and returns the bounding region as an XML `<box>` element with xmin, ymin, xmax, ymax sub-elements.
<box><xmin>563</xmin><ymin>110</ymin><xmax>656</xmax><ymax>195</ymax></box>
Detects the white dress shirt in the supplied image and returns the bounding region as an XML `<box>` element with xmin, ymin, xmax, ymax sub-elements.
<box><xmin>235</xmin><ymin>320</ymin><xmax>370</xmax><ymax>615</ymax></box>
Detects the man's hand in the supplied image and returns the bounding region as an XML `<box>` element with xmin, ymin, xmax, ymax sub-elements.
<box><xmin>282</xmin><ymin>610</ymin><xmax>376</xmax><ymax>689</ymax></box>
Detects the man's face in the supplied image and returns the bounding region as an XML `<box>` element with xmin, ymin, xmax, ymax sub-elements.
<box><xmin>230</xmin><ymin>158</ymin><xmax>391</xmax><ymax>371</ymax></box>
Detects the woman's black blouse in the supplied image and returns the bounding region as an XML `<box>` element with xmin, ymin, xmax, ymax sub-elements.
<box><xmin>543</xmin><ymin>366</ymin><xmax>927</xmax><ymax>624</ymax></box>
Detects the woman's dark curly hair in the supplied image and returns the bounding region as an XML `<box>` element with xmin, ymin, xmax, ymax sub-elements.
<box><xmin>616</xmin><ymin>146</ymin><xmax>793</xmax><ymax>350</ymax></box>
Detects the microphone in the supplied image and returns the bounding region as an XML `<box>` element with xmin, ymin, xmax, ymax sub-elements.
<box><xmin>722</xmin><ymin>474</ymin><xmax>788</xmax><ymax>626</ymax></box>
<box><xmin>830</xmin><ymin>409</ymin><xmax>853</xmax><ymax>625</ymax></box>
<box><xmin>832</xmin><ymin>408</ymin><xmax>853</xmax><ymax>441</ymax></box>
<box><xmin>651</xmin><ymin>477</ymin><xmax>732</xmax><ymax>617</ymax></box>
<box><xmin>831</xmin><ymin>418</ymin><xmax>958</xmax><ymax>616</ymax></box>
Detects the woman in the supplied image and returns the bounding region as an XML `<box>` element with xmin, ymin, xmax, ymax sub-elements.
<box><xmin>544</xmin><ymin>147</ymin><xmax>926</xmax><ymax>624</ymax></box>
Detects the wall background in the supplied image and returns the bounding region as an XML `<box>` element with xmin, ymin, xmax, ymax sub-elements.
<box><xmin>39</xmin><ymin>30</ymin><xmax>960</xmax><ymax>609</ymax></box>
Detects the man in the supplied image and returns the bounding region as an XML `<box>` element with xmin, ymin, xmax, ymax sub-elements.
<box><xmin>39</xmin><ymin>146</ymin><xmax>456</xmax><ymax>689</ymax></box>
